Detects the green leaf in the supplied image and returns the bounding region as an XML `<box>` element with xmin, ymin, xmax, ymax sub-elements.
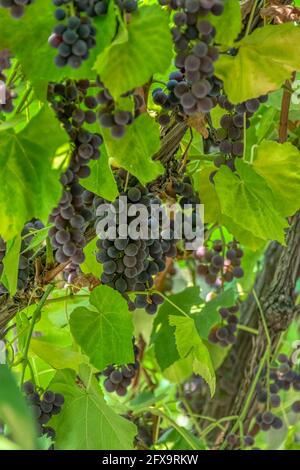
<box><xmin>94</xmin><ymin>4</ymin><xmax>173</xmax><ymax>99</ymax></box>
<box><xmin>214</xmin><ymin>159</ymin><xmax>288</xmax><ymax>248</ymax></box>
<box><xmin>169</xmin><ymin>316</ymin><xmax>215</xmax><ymax>396</ymax></box>
<box><xmin>253</xmin><ymin>141</ymin><xmax>300</xmax><ymax>217</ymax></box>
<box><xmin>208</xmin><ymin>0</ymin><xmax>242</xmax><ymax>46</ymax></box>
<box><xmin>0</xmin><ymin>235</ymin><xmax>21</xmax><ymax>295</ymax></box>
<box><xmin>163</xmin><ymin>356</ymin><xmax>193</xmax><ymax>383</ymax></box>
<box><xmin>70</xmin><ymin>285</ymin><xmax>134</xmax><ymax>370</ymax></box>
<box><xmin>81</xmin><ymin>145</ymin><xmax>118</xmax><ymax>202</ymax></box>
<box><xmin>21</xmin><ymin>224</ymin><xmax>53</xmax><ymax>253</ymax></box>
<box><xmin>50</xmin><ymin>366</ymin><xmax>137</xmax><ymax>450</ymax></box>
<box><xmin>151</xmin><ymin>287</ymin><xmax>202</xmax><ymax>371</ymax></box>
<box><xmin>81</xmin><ymin>239</ymin><xmax>103</xmax><ymax>278</ymax></box>
<box><xmin>192</xmin><ymin>164</ymin><xmax>221</xmax><ymax>224</ymax></box>
<box><xmin>0</xmin><ymin>1</ymin><xmax>117</xmax><ymax>99</ymax></box>
<box><xmin>215</xmin><ymin>24</ymin><xmax>300</xmax><ymax>103</ymax></box>
<box><xmin>0</xmin><ymin>365</ymin><xmax>37</xmax><ymax>449</ymax></box>
<box><xmin>0</xmin><ymin>105</ymin><xmax>67</xmax><ymax>241</ymax></box>
<box><xmin>104</xmin><ymin>114</ymin><xmax>164</xmax><ymax>185</ymax></box>
<box><xmin>194</xmin><ymin>288</ymin><xmax>237</xmax><ymax>340</ymax></box>
<box><xmin>30</xmin><ymin>339</ymin><xmax>87</xmax><ymax>372</ymax></box>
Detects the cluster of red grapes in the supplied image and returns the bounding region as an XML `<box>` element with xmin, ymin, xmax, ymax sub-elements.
<box><xmin>97</xmin><ymin>77</ymin><xmax>136</xmax><ymax>139</ymax></box>
<box><xmin>0</xmin><ymin>220</ymin><xmax>44</xmax><ymax>295</ymax></box>
<box><xmin>115</xmin><ymin>0</ymin><xmax>138</xmax><ymax>13</ymax></box>
<box><xmin>0</xmin><ymin>50</ymin><xmax>17</xmax><ymax>114</ymax></box>
<box><xmin>208</xmin><ymin>304</ymin><xmax>239</xmax><ymax>347</ymax></box>
<box><xmin>212</xmin><ymin>94</ymin><xmax>268</xmax><ymax>172</ymax></box>
<box><xmin>0</xmin><ymin>0</ymin><xmax>33</xmax><ymax>18</ymax></box>
<box><xmin>103</xmin><ymin>343</ymin><xmax>140</xmax><ymax>396</ymax></box>
<box><xmin>49</xmin><ymin>0</ymin><xmax>104</xmax><ymax>68</ymax></box>
<box><xmin>22</xmin><ymin>381</ymin><xmax>64</xmax><ymax>442</ymax></box>
<box><xmin>254</xmin><ymin>354</ymin><xmax>300</xmax><ymax>432</ymax></box>
<box><xmin>153</xmin><ymin>0</ymin><xmax>224</xmax><ymax>121</ymax></box>
<box><xmin>194</xmin><ymin>239</ymin><xmax>244</xmax><ymax>287</ymax></box>
<box><xmin>49</xmin><ymin>80</ymin><xmax>103</xmax><ymax>268</ymax></box>
<box><xmin>95</xmin><ymin>185</ymin><xmax>176</xmax><ymax>314</ymax></box>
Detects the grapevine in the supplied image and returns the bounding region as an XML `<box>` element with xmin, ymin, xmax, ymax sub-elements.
<box><xmin>0</xmin><ymin>0</ymin><xmax>300</xmax><ymax>454</ymax></box>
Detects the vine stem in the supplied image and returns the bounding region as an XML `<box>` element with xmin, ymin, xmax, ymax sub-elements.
<box><xmin>237</xmin><ymin>324</ymin><xmax>259</xmax><ymax>335</ymax></box>
<box><xmin>279</xmin><ymin>72</ymin><xmax>296</xmax><ymax>143</ymax></box>
<box><xmin>221</xmin><ymin>348</ymin><xmax>269</xmax><ymax>448</ymax></box>
<box><xmin>179</xmin><ymin>385</ymin><xmax>203</xmax><ymax>438</ymax></box>
<box><xmin>20</xmin><ymin>284</ymin><xmax>54</xmax><ymax>386</ymax></box>
<box><xmin>245</xmin><ymin>0</ymin><xmax>260</xmax><ymax>36</ymax></box>
<box><xmin>150</xmin><ymin>409</ymin><xmax>199</xmax><ymax>450</ymax></box>
<box><xmin>153</xmin><ymin>290</ymin><xmax>190</xmax><ymax>318</ymax></box>
<box><xmin>14</xmin><ymin>85</ymin><xmax>33</xmax><ymax>115</ymax></box>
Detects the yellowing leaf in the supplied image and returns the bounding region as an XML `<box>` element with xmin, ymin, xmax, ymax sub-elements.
<box><xmin>253</xmin><ymin>141</ymin><xmax>300</xmax><ymax>217</ymax></box>
<box><xmin>215</xmin><ymin>24</ymin><xmax>300</xmax><ymax>103</ymax></box>
<box><xmin>214</xmin><ymin>160</ymin><xmax>288</xmax><ymax>248</ymax></box>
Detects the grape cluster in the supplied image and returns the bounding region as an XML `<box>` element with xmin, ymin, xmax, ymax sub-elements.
<box><xmin>195</xmin><ymin>239</ymin><xmax>244</xmax><ymax>287</ymax></box>
<box><xmin>212</xmin><ymin>94</ymin><xmax>268</xmax><ymax>172</ymax></box>
<box><xmin>22</xmin><ymin>381</ymin><xmax>64</xmax><ymax>441</ymax></box>
<box><xmin>153</xmin><ymin>0</ymin><xmax>224</xmax><ymax>120</ymax></box>
<box><xmin>103</xmin><ymin>343</ymin><xmax>140</xmax><ymax>396</ymax></box>
<box><xmin>254</xmin><ymin>353</ymin><xmax>300</xmax><ymax>433</ymax></box>
<box><xmin>95</xmin><ymin>185</ymin><xmax>177</xmax><ymax>314</ymax></box>
<box><xmin>208</xmin><ymin>304</ymin><xmax>239</xmax><ymax>347</ymax></box>
<box><xmin>0</xmin><ymin>0</ymin><xmax>33</xmax><ymax>18</ymax></box>
<box><xmin>0</xmin><ymin>50</ymin><xmax>17</xmax><ymax>114</ymax></box>
<box><xmin>97</xmin><ymin>79</ymin><xmax>135</xmax><ymax>139</ymax></box>
<box><xmin>115</xmin><ymin>0</ymin><xmax>138</xmax><ymax>13</ymax></box>
<box><xmin>49</xmin><ymin>0</ymin><xmax>105</xmax><ymax>68</ymax></box>
<box><xmin>49</xmin><ymin>80</ymin><xmax>103</xmax><ymax>267</ymax></box>
<box><xmin>226</xmin><ymin>433</ymin><xmax>255</xmax><ymax>450</ymax></box>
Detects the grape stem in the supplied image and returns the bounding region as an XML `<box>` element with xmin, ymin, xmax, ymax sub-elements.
<box><xmin>20</xmin><ymin>284</ymin><xmax>55</xmax><ymax>386</ymax></box>
<box><xmin>245</xmin><ymin>0</ymin><xmax>260</xmax><ymax>36</ymax></box>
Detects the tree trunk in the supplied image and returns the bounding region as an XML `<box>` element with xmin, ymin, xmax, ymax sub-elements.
<box><xmin>202</xmin><ymin>212</ymin><xmax>300</xmax><ymax>444</ymax></box>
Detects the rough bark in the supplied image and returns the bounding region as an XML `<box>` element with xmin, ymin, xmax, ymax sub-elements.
<box><xmin>202</xmin><ymin>212</ymin><xmax>300</xmax><ymax>444</ymax></box>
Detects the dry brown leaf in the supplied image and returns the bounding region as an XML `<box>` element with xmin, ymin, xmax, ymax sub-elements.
<box><xmin>261</xmin><ymin>1</ymin><xmax>300</xmax><ymax>23</ymax></box>
<box><xmin>187</xmin><ymin>113</ymin><xmax>209</xmax><ymax>138</ymax></box>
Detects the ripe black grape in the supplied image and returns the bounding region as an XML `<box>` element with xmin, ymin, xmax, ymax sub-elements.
<box><xmin>22</xmin><ymin>382</ymin><xmax>64</xmax><ymax>444</ymax></box>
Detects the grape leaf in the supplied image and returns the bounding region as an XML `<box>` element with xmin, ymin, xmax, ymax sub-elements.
<box><xmin>0</xmin><ymin>105</ymin><xmax>67</xmax><ymax>241</ymax></box>
<box><xmin>192</xmin><ymin>164</ymin><xmax>221</xmax><ymax>224</ymax></box>
<box><xmin>80</xmin><ymin>146</ymin><xmax>118</xmax><ymax>201</ymax></box>
<box><xmin>214</xmin><ymin>159</ymin><xmax>288</xmax><ymax>248</ymax></box>
<box><xmin>0</xmin><ymin>366</ymin><xmax>37</xmax><ymax>450</ymax></box>
<box><xmin>70</xmin><ymin>285</ymin><xmax>134</xmax><ymax>370</ymax></box>
<box><xmin>169</xmin><ymin>315</ymin><xmax>216</xmax><ymax>396</ymax></box>
<box><xmin>94</xmin><ymin>4</ymin><xmax>173</xmax><ymax>99</ymax></box>
<box><xmin>49</xmin><ymin>366</ymin><xmax>137</xmax><ymax>450</ymax></box>
<box><xmin>253</xmin><ymin>141</ymin><xmax>300</xmax><ymax>217</ymax></box>
<box><xmin>30</xmin><ymin>339</ymin><xmax>87</xmax><ymax>372</ymax></box>
<box><xmin>151</xmin><ymin>287</ymin><xmax>203</xmax><ymax>371</ymax></box>
<box><xmin>103</xmin><ymin>114</ymin><xmax>164</xmax><ymax>185</ymax></box>
<box><xmin>208</xmin><ymin>0</ymin><xmax>242</xmax><ymax>46</ymax></box>
<box><xmin>0</xmin><ymin>1</ymin><xmax>117</xmax><ymax>99</ymax></box>
<box><xmin>0</xmin><ymin>235</ymin><xmax>21</xmax><ymax>296</ymax></box>
<box><xmin>215</xmin><ymin>24</ymin><xmax>300</xmax><ymax>103</ymax></box>
<box><xmin>81</xmin><ymin>239</ymin><xmax>103</xmax><ymax>278</ymax></box>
